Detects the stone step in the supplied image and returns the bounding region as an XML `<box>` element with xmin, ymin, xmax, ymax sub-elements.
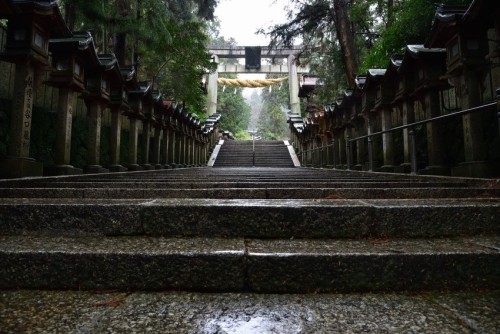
<box><xmin>0</xmin><ymin>198</ymin><xmax>498</xmax><ymax>238</ymax></box>
<box><xmin>1</xmin><ymin>289</ymin><xmax>498</xmax><ymax>333</ymax></box>
<box><xmin>1</xmin><ymin>187</ymin><xmax>498</xmax><ymax>199</ymax></box>
<box><xmin>0</xmin><ymin>235</ymin><xmax>498</xmax><ymax>292</ymax></box>
<box><xmin>0</xmin><ymin>178</ymin><xmax>472</xmax><ymax>188</ymax></box>
<box><xmin>213</xmin><ymin>141</ymin><xmax>295</xmax><ymax>167</ymax></box>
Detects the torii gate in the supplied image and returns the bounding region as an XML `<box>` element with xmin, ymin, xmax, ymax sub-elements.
<box><xmin>206</xmin><ymin>46</ymin><xmax>309</xmax><ymax>116</ymax></box>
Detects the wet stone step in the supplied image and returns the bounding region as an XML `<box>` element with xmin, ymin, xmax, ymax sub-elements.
<box><xmin>0</xmin><ymin>187</ymin><xmax>497</xmax><ymax>199</ymax></box>
<box><xmin>0</xmin><ymin>181</ymin><xmax>473</xmax><ymax>189</ymax></box>
<box><xmin>1</xmin><ymin>290</ymin><xmax>499</xmax><ymax>333</ymax></box>
<box><xmin>0</xmin><ymin>236</ymin><xmax>498</xmax><ymax>292</ymax></box>
<box><xmin>0</xmin><ymin>198</ymin><xmax>498</xmax><ymax>238</ymax></box>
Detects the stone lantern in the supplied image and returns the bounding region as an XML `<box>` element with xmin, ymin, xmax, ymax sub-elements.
<box><xmin>82</xmin><ymin>53</ymin><xmax>121</xmax><ymax>173</ymax></box>
<box><xmin>125</xmin><ymin>81</ymin><xmax>148</xmax><ymax>171</ymax></box>
<box><xmin>361</xmin><ymin>70</ymin><xmax>386</xmax><ymax>171</ymax></box>
<box><xmin>425</xmin><ymin>1</ymin><xmax>496</xmax><ymax>177</ymax></box>
<box><xmin>45</xmin><ymin>31</ymin><xmax>94</xmax><ymax>175</ymax></box>
<box><xmin>0</xmin><ymin>0</ymin><xmax>70</xmax><ymax>178</ymax></box>
<box><xmin>150</xmin><ymin>90</ymin><xmax>164</xmax><ymax>169</ymax></box>
<box><xmin>400</xmin><ymin>45</ymin><xmax>449</xmax><ymax>175</ymax></box>
<box><xmin>137</xmin><ymin>82</ymin><xmax>154</xmax><ymax>170</ymax></box>
<box><xmin>107</xmin><ymin>65</ymin><xmax>136</xmax><ymax>172</ymax></box>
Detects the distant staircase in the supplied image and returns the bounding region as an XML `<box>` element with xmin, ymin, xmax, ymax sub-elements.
<box><xmin>212</xmin><ymin>140</ymin><xmax>295</xmax><ymax>167</ymax></box>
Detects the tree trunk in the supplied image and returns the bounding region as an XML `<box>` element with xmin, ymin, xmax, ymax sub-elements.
<box><xmin>64</xmin><ymin>1</ymin><xmax>76</xmax><ymax>31</ymax></box>
<box><xmin>386</xmin><ymin>0</ymin><xmax>394</xmax><ymax>28</ymax></box>
<box><xmin>333</xmin><ymin>0</ymin><xmax>358</xmax><ymax>88</ymax></box>
<box><xmin>113</xmin><ymin>0</ymin><xmax>130</xmax><ymax>66</ymax></box>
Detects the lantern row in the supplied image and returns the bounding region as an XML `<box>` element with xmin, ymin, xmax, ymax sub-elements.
<box><xmin>289</xmin><ymin>0</ymin><xmax>499</xmax><ymax>178</ymax></box>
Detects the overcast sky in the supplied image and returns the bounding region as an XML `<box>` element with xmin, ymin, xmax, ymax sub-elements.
<box><xmin>214</xmin><ymin>0</ymin><xmax>291</xmax><ymax>46</ymax></box>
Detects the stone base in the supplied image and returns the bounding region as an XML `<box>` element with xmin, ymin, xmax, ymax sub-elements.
<box><xmin>418</xmin><ymin>165</ymin><xmax>450</xmax><ymax>176</ymax></box>
<box><xmin>108</xmin><ymin>164</ymin><xmax>128</xmax><ymax>173</ymax></box>
<box><xmin>394</xmin><ymin>163</ymin><xmax>412</xmax><ymax>174</ymax></box>
<box><xmin>153</xmin><ymin>164</ymin><xmax>163</xmax><ymax>169</ymax></box>
<box><xmin>141</xmin><ymin>164</ymin><xmax>155</xmax><ymax>170</ymax></box>
<box><xmin>84</xmin><ymin>165</ymin><xmax>109</xmax><ymax>174</ymax></box>
<box><xmin>163</xmin><ymin>164</ymin><xmax>173</xmax><ymax>169</ymax></box>
<box><xmin>45</xmin><ymin>165</ymin><xmax>83</xmax><ymax>176</ymax></box>
<box><xmin>353</xmin><ymin>164</ymin><xmax>364</xmax><ymax>171</ymax></box>
<box><xmin>127</xmin><ymin>164</ymin><xmax>144</xmax><ymax>171</ymax></box>
<box><xmin>0</xmin><ymin>157</ymin><xmax>43</xmax><ymax>179</ymax></box>
<box><xmin>379</xmin><ymin>165</ymin><xmax>395</xmax><ymax>173</ymax></box>
<box><xmin>451</xmin><ymin>161</ymin><xmax>495</xmax><ymax>178</ymax></box>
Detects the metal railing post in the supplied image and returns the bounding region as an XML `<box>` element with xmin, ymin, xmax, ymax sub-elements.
<box><xmin>367</xmin><ymin>136</ymin><xmax>373</xmax><ymax>172</ymax></box>
<box><xmin>409</xmin><ymin>128</ymin><xmax>417</xmax><ymax>175</ymax></box>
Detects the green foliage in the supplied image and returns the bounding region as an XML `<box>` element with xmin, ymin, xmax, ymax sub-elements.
<box><xmin>59</xmin><ymin>0</ymin><xmax>217</xmax><ymax>115</ymax></box>
<box><xmin>264</xmin><ymin>0</ymin><xmax>472</xmax><ymax>104</ymax></box>
<box><xmin>257</xmin><ymin>75</ymin><xmax>289</xmax><ymax>140</ymax></box>
<box><xmin>145</xmin><ymin>19</ymin><xmax>214</xmax><ymax>115</ymax></box>
<box><xmin>217</xmin><ymin>81</ymin><xmax>251</xmax><ymax>136</ymax></box>
<box><xmin>234</xmin><ymin>130</ymin><xmax>251</xmax><ymax>140</ymax></box>
<box><xmin>358</xmin><ymin>0</ymin><xmax>471</xmax><ymax>71</ymax></box>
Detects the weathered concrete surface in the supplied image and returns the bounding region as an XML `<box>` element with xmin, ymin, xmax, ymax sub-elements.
<box><xmin>1</xmin><ymin>290</ymin><xmax>498</xmax><ymax>333</ymax></box>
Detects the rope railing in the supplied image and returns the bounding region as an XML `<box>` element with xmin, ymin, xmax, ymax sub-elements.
<box><xmin>297</xmin><ymin>101</ymin><xmax>498</xmax><ymax>174</ymax></box>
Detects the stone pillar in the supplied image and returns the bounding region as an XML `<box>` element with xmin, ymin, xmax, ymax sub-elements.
<box><xmin>161</xmin><ymin>127</ymin><xmax>170</xmax><ymax>167</ymax></box>
<box><xmin>353</xmin><ymin>120</ymin><xmax>366</xmax><ymax>170</ymax></box>
<box><xmin>140</xmin><ymin>119</ymin><xmax>153</xmax><ymax>170</ymax></box>
<box><xmin>288</xmin><ymin>54</ymin><xmax>300</xmax><ymax>114</ymax></box>
<box><xmin>181</xmin><ymin>134</ymin><xmax>187</xmax><ymax>165</ymax></box>
<box><xmin>0</xmin><ymin>62</ymin><xmax>43</xmax><ymax>178</ymax></box>
<box><xmin>175</xmin><ymin>131</ymin><xmax>183</xmax><ymax>166</ymax></box>
<box><xmin>108</xmin><ymin>106</ymin><xmax>127</xmax><ymax>172</ymax></box>
<box><xmin>331</xmin><ymin>136</ymin><xmax>338</xmax><ymax>169</ymax></box>
<box><xmin>151</xmin><ymin>126</ymin><xmax>162</xmax><ymax>169</ymax></box>
<box><xmin>187</xmin><ymin>136</ymin><xmax>193</xmax><ymax>166</ymax></box>
<box><xmin>380</xmin><ymin>108</ymin><xmax>394</xmax><ymax>172</ymax></box>
<box><xmin>419</xmin><ymin>92</ymin><xmax>448</xmax><ymax>175</ymax></box>
<box><xmin>84</xmin><ymin>101</ymin><xmax>108</xmax><ymax>173</ymax></box>
<box><xmin>397</xmin><ymin>100</ymin><xmax>415</xmax><ymax>173</ymax></box>
<box><xmin>344</xmin><ymin>127</ymin><xmax>353</xmax><ymax>169</ymax></box>
<box><xmin>168</xmin><ymin>129</ymin><xmax>176</xmax><ymax>166</ymax></box>
<box><xmin>127</xmin><ymin>117</ymin><xmax>142</xmax><ymax>171</ymax></box>
<box><xmin>206</xmin><ymin>55</ymin><xmax>219</xmax><ymax>116</ymax></box>
<box><xmin>46</xmin><ymin>87</ymin><xmax>82</xmax><ymax>175</ymax></box>
<box><xmin>452</xmin><ymin>70</ymin><xmax>493</xmax><ymax>177</ymax></box>
<box><xmin>338</xmin><ymin>131</ymin><xmax>346</xmax><ymax>168</ymax></box>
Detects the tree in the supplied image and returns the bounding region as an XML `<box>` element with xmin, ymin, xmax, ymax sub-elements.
<box><xmin>217</xmin><ymin>84</ymin><xmax>252</xmax><ymax>136</ymax></box>
<box><xmin>257</xmin><ymin>73</ymin><xmax>289</xmax><ymax>140</ymax></box>
<box><xmin>263</xmin><ymin>0</ymin><xmax>471</xmax><ymax>105</ymax></box>
<box><xmin>263</xmin><ymin>0</ymin><xmax>358</xmax><ymax>88</ymax></box>
<box><xmin>58</xmin><ymin>0</ymin><xmax>218</xmax><ymax>115</ymax></box>
<box><xmin>333</xmin><ymin>0</ymin><xmax>358</xmax><ymax>86</ymax></box>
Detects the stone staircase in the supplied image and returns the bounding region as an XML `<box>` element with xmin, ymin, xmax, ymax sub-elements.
<box><xmin>0</xmin><ymin>167</ymin><xmax>499</xmax><ymax>332</ymax></box>
<box><xmin>212</xmin><ymin>140</ymin><xmax>295</xmax><ymax>167</ymax></box>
